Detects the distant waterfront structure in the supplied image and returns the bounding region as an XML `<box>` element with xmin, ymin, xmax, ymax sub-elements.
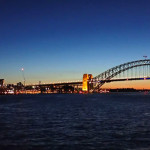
<box><xmin>82</xmin><ymin>74</ymin><xmax>93</xmax><ymax>92</ymax></box>
<box><xmin>17</xmin><ymin>82</ymin><xmax>24</xmax><ymax>87</ymax></box>
<box><xmin>0</xmin><ymin>79</ymin><xmax>4</xmax><ymax>87</ymax></box>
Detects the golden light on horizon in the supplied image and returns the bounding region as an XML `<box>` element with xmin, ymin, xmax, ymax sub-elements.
<box><xmin>102</xmin><ymin>80</ymin><xmax>150</xmax><ymax>89</ymax></box>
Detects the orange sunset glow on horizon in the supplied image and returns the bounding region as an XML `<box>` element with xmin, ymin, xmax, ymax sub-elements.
<box><xmin>102</xmin><ymin>80</ymin><xmax>150</xmax><ymax>89</ymax></box>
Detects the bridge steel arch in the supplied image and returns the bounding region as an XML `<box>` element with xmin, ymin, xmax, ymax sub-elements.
<box><xmin>92</xmin><ymin>59</ymin><xmax>150</xmax><ymax>89</ymax></box>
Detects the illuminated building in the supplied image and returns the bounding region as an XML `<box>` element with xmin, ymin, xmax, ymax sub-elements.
<box><xmin>82</xmin><ymin>74</ymin><xmax>93</xmax><ymax>92</ymax></box>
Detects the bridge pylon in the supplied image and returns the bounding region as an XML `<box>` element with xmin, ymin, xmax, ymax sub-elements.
<box><xmin>82</xmin><ymin>74</ymin><xmax>93</xmax><ymax>93</ymax></box>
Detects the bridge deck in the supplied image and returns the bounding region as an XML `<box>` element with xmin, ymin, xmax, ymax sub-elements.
<box><xmin>101</xmin><ymin>77</ymin><xmax>150</xmax><ymax>83</ymax></box>
<box><xmin>27</xmin><ymin>77</ymin><xmax>150</xmax><ymax>87</ymax></box>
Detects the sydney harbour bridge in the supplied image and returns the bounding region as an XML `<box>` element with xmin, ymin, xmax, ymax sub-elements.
<box><xmin>27</xmin><ymin>59</ymin><xmax>150</xmax><ymax>93</ymax></box>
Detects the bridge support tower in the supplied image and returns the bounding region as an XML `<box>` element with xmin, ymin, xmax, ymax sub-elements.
<box><xmin>82</xmin><ymin>74</ymin><xmax>93</xmax><ymax>93</ymax></box>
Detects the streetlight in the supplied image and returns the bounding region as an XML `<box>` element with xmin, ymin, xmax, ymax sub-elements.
<box><xmin>21</xmin><ymin>68</ymin><xmax>26</xmax><ymax>87</ymax></box>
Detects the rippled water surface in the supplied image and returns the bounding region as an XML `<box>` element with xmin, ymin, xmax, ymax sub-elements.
<box><xmin>0</xmin><ymin>93</ymin><xmax>150</xmax><ymax>150</ymax></box>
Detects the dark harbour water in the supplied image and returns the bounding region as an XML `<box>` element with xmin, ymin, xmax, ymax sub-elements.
<box><xmin>0</xmin><ymin>93</ymin><xmax>150</xmax><ymax>150</ymax></box>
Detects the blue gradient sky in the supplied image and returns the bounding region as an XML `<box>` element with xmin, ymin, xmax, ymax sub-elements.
<box><xmin>1</xmin><ymin>0</ymin><xmax>150</xmax><ymax>84</ymax></box>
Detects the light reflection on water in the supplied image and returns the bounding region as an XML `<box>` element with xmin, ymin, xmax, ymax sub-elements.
<box><xmin>0</xmin><ymin>93</ymin><xmax>150</xmax><ymax>150</ymax></box>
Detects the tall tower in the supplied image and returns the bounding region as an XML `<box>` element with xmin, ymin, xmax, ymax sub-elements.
<box><xmin>0</xmin><ymin>79</ymin><xmax>4</xmax><ymax>87</ymax></box>
<box><xmin>82</xmin><ymin>74</ymin><xmax>93</xmax><ymax>92</ymax></box>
